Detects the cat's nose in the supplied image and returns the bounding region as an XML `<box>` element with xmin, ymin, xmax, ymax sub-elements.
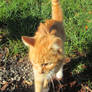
<box><xmin>39</xmin><ymin>69</ymin><xmax>44</xmax><ymax>74</ymax></box>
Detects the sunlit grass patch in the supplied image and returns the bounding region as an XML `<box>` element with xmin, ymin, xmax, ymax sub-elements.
<box><xmin>7</xmin><ymin>39</ymin><xmax>27</xmax><ymax>56</ymax></box>
<box><xmin>72</xmin><ymin>63</ymin><xmax>86</xmax><ymax>74</ymax></box>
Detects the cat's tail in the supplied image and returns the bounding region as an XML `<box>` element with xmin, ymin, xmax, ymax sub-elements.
<box><xmin>52</xmin><ymin>0</ymin><xmax>63</xmax><ymax>22</ymax></box>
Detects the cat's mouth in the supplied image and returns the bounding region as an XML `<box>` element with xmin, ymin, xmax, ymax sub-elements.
<box><xmin>41</xmin><ymin>63</ymin><xmax>57</xmax><ymax>73</ymax></box>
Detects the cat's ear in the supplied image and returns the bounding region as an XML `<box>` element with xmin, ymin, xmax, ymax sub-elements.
<box><xmin>22</xmin><ymin>36</ymin><xmax>35</xmax><ymax>47</ymax></box>
<box><xmin>52</xmin><ymin>38</ymin><xmax>63</xmax><ymax>50</ymax></box>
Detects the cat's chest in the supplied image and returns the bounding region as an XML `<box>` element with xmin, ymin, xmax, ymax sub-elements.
<box><xmin>47</xmin><ymin>61</ymin><xmax>63</xmax><ymax>79</ymax></box>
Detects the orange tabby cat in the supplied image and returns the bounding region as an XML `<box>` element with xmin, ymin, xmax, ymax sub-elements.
<box><xmin>22</xmin><ymin>0</ymin><xmax>66</xmax><ymax>92</ymax></box>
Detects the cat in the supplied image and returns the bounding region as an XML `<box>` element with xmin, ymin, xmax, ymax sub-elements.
<box><xmin>22</xmin><ymin>0</ymin><xmax>66</xmax><ymax>92</ymax></box>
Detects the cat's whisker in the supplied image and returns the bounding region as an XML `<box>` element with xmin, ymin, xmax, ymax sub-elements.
<box><xmin>50</xmin><ymin>76</ymin><xmax>55</xmax><ymax>92</ymax></box>
<box><xmin>56</xmin><ymin>79</ymin><xmax>63</xmax><ymax>92</ymax></box>
<box><xmin>57</xmin><ymin>79</ymin><xmax>62</xmax><ymax>86</ymax></box>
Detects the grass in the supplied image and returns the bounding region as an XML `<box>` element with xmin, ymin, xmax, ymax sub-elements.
<box><xmin>63</xmin><ymin>0</ymin><xmax>92</xmax><ymax>56</ymax></box>
<box><xmin>0</xmin><ymin>0</ymin><xmax>92</xmax><ymax>90</ymax></box>
<box><xmin>0</xmin><ymin>0</ymin><xmax>91</xmax><ymax>56</ymax></box>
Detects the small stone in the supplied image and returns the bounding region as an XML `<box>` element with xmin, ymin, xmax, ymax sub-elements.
<box><xmin>0</xmin><ymin>53</ymin><xmax>3</xmax><ymax>59</ymax></box>
<box><xmin>0</xmin><ymin>77</ymin><xmax>2</xmax><ymax>80</ymax></box>
<box><xmin>0</xmin><ymin>35</ymin><xmax>3</xmax><ymax>39</ymax></box>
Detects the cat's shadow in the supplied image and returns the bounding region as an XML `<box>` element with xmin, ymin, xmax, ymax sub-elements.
<box><xmin>1</xmin><ymin>15</ymin><xmax>41</xmax><ymax>44</ymax></box>
<box><xmin>6</xmin><ymin>16</ymin><xmax>41</xmax><ymax>40</ymax></box>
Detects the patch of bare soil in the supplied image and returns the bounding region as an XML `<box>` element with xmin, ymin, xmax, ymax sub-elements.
<box><xmin>0</xmin><ymin>48</ymin><xmax>92</xmax><ymax>92</ymax></box>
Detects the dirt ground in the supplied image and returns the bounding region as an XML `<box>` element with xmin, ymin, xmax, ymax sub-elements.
<box><xmin>0</xmin><ymin>48</ymin><xmax>92</xmax><ymax>92</ymax></box>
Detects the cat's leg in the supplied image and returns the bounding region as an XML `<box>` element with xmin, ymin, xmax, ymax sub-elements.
<box><xmin>56</xmin><ymin>66</ymin><xmax>63</xmax><ymax>79</ymax></box>
<box><xmin>34</xmin><ymin>75</ymin><xmax>43</xmax><ymax>92</ymax></box>
<box><xmin>33</xmin><ymin>68</ymin><xmax>44</xmax><ymax>92</ymax></box>
<box><xmin>42</xmin><ymin>79</ymin><xmax>49</xmax><ymax>92</ymax></box>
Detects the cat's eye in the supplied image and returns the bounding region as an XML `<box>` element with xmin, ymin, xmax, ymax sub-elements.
<box><xmin>41</xmin><ymin>63</ymin><xmax>48</xmax><ymax>66</ymax></box>
<box><xmin>57</xmin><ymin>49</ymin><xmax>62</xmax><ymax>54</ymax></box>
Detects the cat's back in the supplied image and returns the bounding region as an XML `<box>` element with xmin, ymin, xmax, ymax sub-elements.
<box><xmin>37</xmin><ymin>19</ymin><xmax>65</xmax><ymax>41</ymax></box>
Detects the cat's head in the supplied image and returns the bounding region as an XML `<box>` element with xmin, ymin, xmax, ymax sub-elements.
<box><xmin>22</xmin><ymin>23</ymin><xmax>64</xmax><ymax>75</ymax></box>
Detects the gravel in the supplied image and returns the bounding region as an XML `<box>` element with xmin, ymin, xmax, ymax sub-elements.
<box><xmin>1</xmin><ymin>47</ymin><xmax>90</xmax><ymax>92</ymax></box>
<box><xmin>0</xmin><ymin>48</ymin><xmax>34</xmax><ymax>92</ymax></box>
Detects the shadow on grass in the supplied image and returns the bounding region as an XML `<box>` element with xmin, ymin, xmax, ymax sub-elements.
<box><xmin>6</xmin><ymin>15</ymin><xmax>41</xmax><ymax>40</ymax></box>
<box><xmin>48</xmin><ymin>58</ymin><xmax>92</xmax><ymax>92</ymax></box>
<box><xmin>48</xmin><ymin>43</ymin><xmax>92</xmax><ymax>92</ymax></box>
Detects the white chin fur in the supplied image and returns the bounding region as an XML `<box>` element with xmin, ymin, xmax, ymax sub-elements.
<box><xmin>56</xmin><ymin>67</ymin><xmax>63</xmax><ymax>79</ymax></box>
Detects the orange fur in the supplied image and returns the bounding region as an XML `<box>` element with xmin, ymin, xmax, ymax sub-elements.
<box><xmin>22</xmin><ymin>0</ymin><xmax>66</xmax><ymax>92</ymax></box>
